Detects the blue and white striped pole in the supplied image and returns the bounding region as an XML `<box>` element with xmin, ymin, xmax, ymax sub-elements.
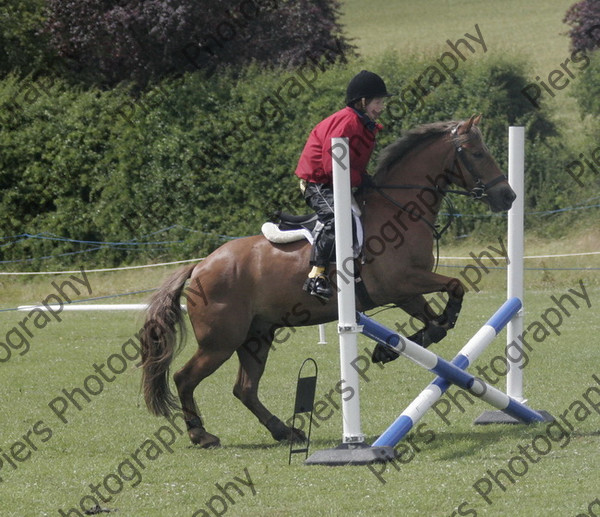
<box><xmin>371</xmin><ymin>298</ymin><xmax>520</xmax><ymax>447</ymax></box>
<box><xmin>357</xmin><ymin>299</ymin><xmax>546</xmax><ymax>448</ymax></box>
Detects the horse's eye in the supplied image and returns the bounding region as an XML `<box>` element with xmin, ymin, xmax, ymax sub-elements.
<box><xmin>472</xmin><ymin>151</ymin><xmax>484</xmax><ymax>159</ymax></box>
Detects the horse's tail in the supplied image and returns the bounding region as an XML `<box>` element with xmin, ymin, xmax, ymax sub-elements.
<box><xmin>140</xmin><ymin>264</ymin><xmax>195</xmax><ymax>417</ymax></box>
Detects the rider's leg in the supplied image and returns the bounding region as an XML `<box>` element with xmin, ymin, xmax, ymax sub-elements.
<box><xmin>302</xmin><ymin>182</ymin><xmax>335</xmax><ymax>299</ymax></box>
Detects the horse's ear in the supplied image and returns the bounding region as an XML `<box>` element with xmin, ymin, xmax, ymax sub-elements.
<box><xmin>473</xmin><ymin>114</ymin><xmax>482</xmax><ymax>126</ymax></box>
<box><xmin>458</xmin><ymin>114</ymin><xmax>477</xmax><ymax>134</ymax></box>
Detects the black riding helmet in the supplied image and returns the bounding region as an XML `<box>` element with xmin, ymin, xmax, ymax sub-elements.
<box><xmin>345</xmin><ymin>70</ymin><xmax>393</xmax><ymax>106</ymax></box>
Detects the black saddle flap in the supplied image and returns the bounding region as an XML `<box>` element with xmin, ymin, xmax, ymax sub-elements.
<box><xmin>275</xmin><ymin>211</ymin><xmax>319</xmax><ymax>231</ymax></box>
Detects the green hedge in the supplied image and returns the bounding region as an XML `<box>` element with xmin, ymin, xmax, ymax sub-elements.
<box><xmin>0</xmin><ymin>54</ymin><xmax>583</xmax><ymax>269</ymax></box>
<box><xmin>572</xmin><ymin>52</ymin><xmax>600</xmax><ymax>116</ymax></box>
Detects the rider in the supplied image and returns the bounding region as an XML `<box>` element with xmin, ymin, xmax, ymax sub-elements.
<box><xmin>294</xmin><ymin>70</ymin><xmax>392</xmax><ymax>300</ymax></box>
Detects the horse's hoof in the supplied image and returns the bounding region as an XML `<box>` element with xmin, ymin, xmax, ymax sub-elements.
<box><xmin>424</xmin><ymin>324</ymin><xmax>447</xmax><ymax>347</ymax></box>
<box><xmin>287</xmin><ymin>427</ymin><xmax>307</xmax><ymax>444</ymax></box>
<box><xmin>371</xmin><ymin>343</ymin><xmax>398</xmax><ymax>364</ymax></box>
<box><xmin>189</xmin><ymin>428</ymin><xmax>221</xmax><ymax>448</ymax></box>
<box><xmin>266</xmin><ymin>416</ymin><xmax>291</xmax><ymax>441</ymax></box>
<box><xmin>266</xmin><ymin>417</ymin><xmax>305</xmax><ymax>442</ymax></box>
<box><xmin>407</xmin><ymin>324</ymin><xmax>447</xmax><ymax>349</ymax></box>
<box><xmin>271</xmin><ymin>426</ymin><xmax>306</xmax><ymax>444</ymax></box>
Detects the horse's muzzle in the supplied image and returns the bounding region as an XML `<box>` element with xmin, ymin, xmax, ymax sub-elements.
<box><xmin>487</xmin><ymin>184</ymin><xmax>517</xmax><ymax>212</ymax></box>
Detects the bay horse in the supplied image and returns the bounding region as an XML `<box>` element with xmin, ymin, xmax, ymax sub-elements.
<box><xmin>140</xmin><ymin>115</ymin><xmax>516</xmax><ymax>448</ymax></box>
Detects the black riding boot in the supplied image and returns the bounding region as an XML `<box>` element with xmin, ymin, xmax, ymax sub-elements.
<box><xmin>303</xmin><ymin>273</ymin><xmax>333</xmax><ymax>300</ymax></box>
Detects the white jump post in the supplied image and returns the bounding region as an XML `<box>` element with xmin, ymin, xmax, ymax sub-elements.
<box><xmin>475</xmin><ymin>126</ymin><xmax>552</xmax><ymax>424</ymax></box>
<box><xmin>506</xmin><ymin>126</ymin><xmax>525</xmax><ymax>402</ymax></box>
<box><xmin>331</xmin><ymin>136</ymin><xmax>363</xmax><ymax>444</ymax></box>
<box><xmin>305</xmin><ymin>138</ymin><xmax>396</xmax><ymax>465</ymax></box>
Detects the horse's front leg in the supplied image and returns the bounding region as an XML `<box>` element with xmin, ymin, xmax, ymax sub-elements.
<box><xmin>371</xmin><ymin>276</ymin><xmax>465</xmax><ymax>363</ymax></box>
<box><xmin>423</xmin><ymin>276</ymin><xmax>465</xmax><ymax>335</ymax></box>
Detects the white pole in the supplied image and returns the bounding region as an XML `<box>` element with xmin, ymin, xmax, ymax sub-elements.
<box><xmin>331</xmin><ymin>137</ymin><xmax>364</xmax><ymax>444</ymax></box>
<box><xmin>318</xmin><ymin>324</ymin><xmax>327</xmax><ymax>345</ymax></box>
<box><xmin>17</xmin><ymin>304</ymin><xmax>186</xmax><ymax>312</ymax></box>
<box><xmin>507</xmin><ymin>126</ymin><xmax>525</xmax><ymax>402</ymax></box>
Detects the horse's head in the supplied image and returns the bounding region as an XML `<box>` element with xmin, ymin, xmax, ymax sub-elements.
<box><xmin>446</xmin><ymin>115</ymin><xmax>516</xmax><ymax>212</ymax></box>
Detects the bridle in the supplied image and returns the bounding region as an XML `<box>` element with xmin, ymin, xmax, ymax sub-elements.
<box><xmin>447</xmin><ymin>125</ymin><xmax>507</xmax><ymax>200</ymax></box>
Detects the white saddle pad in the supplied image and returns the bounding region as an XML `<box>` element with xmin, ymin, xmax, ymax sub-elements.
<box><xmin>261</xmin><ymin>223</ymin><xmax>314</xmax><ymax>244</ymax></box>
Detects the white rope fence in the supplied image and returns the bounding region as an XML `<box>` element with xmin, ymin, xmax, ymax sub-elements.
<box><xmin>0</xmin><ymin>257</ymin><xmax>204</xmax><ymax>275</ymax></box>
<box><xmin>1</xmin><ymin>250</ymin><xmax>598</xmax><ymax>276</ymax></box>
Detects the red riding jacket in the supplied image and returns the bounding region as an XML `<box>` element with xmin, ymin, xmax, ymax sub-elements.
<box><xmin>294</xmin><ymin>107</ymin><xmax>382</xmax><ymax>187</ymax></box>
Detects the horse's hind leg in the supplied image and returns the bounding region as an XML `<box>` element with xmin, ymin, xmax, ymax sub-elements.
<box><xmin>234</xmin><ymin>324</ymin><xmax>306</xmax><ymax>443</ymax></box>
<box><xmin>173</xmin><ymin>347</ymin><xmax>232</xmax><ymax>448</ymax></box>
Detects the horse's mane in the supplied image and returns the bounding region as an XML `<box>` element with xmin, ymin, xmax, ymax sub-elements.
<box><xmin>373</xmin><ymin>120</ymin><xmax>471</xmax><ymax>184</ymax></box>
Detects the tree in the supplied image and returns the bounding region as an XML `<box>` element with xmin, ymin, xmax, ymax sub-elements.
<box><xmin>563</xmin><ymin>0</ymin><xmax>600</xmax><ymax>52</ymax></box>
<box><xmin>43</xmin><ymin>0</ymin><xmax>355</xmax><ymax>87</ymax></box>
<box><xmin>0</xmin><ymin>0</ymin><xmax>55</xmax><ymax>76</ymax></box>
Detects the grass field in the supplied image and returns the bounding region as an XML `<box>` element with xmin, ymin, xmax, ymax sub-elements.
<box><xmin>2</xmin><ymin>1</ymin><xmax>600</xmax><ymax>516</ymax></box>
<box><xmin>342</xmin><ymin>0</ymin><xmax>574</xmax><ymax>74</ymax></box>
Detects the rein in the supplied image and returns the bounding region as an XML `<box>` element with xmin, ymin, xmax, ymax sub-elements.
<box><xmin>371</xmin><ymin>185</ymin><xmax>449</xmax><ymax>240</ymax></box>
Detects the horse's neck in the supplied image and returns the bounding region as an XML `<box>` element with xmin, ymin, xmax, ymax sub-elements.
<box><xmin>387</xmin><ymin>138</ymin><xmax>451</xmax><ymax>189</ymax></box>
<box><xmin>356</xmin><ymin>141</ymin><xmax>450</xmax><ymax>247</ymax></box>
<box><xmin>365</xmin><ymin>138</ymin><xmax>452</xmax><ymax>214</ymax></box>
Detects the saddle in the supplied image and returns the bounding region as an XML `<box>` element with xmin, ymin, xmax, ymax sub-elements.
<box><xmin>261</xmin><ymin>212</ymin><xmax>318</xmax><ymax>244</ymax></box>
<box><xmin>261</xmin><ymin>206</ymin><xmax>364</xmax><ymax>259</ymax></box>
